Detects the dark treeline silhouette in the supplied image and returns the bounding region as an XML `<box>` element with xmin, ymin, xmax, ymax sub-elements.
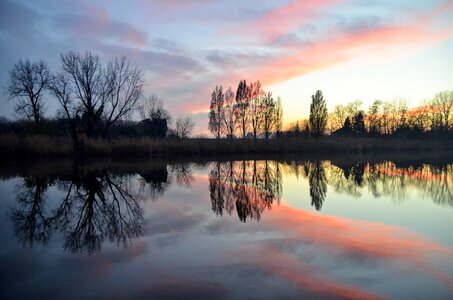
<box><xmin>325</xmin><ymin>95</ymin><xmax>452</xmax><ymax>138</ymax></box>
<box><xmin>3</xmin><ymin>52</ymin><xmax>195</xmax><ymax>149</ymax></box>
<box><xmin>209</xmin><ymin>160</ymin><xmax>282</xmax><ymax>222</ymax></box>
<box><xmin>282</xmin><ymin>93</ymin><xmax>452</xmax><ymax>139</ymax></box>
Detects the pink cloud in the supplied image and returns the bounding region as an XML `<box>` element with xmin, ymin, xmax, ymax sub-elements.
<box><xmin>246</xmin><ymin>245</ymin><xmax>385</xmax><ymax>300</ymax></box>
<box><xmin>246</xmin><ymin>0</ymin><xmax>343</xmax><ymax>42</ymax></box>
<box><xmin>177</xmin><ymin>2</ymin><xmax>453</xmax><ymax>118</ymax></box>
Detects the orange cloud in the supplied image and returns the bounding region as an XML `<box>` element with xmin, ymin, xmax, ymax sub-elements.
<box><xmin>271</xmin><ymin>204</ymin><xmax>452</xmax><ymax>257</ymax></box>
<box><xmin>247</xmin><ymin>24</ymin><xmax>452</xmax><ymax>86</ymax></box>
<box><xmin>246</xmin><ymin>245</ymin><xmax>385</xmax><ymax>300</ymax></box>
<box><xmin>222</xmin><ymin>202</ymin><xmax>453</xmax><ymax>298</ymax></box>
<box><xmin>229</xmin><ymin>1</ymin><xmax>453</xmax><ymax>87</ymax></box>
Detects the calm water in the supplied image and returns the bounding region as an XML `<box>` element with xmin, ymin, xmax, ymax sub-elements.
<box><xmin>0</xmin><ymin>158</ymin><xmax>452</xmax><ymax>299</ymax></box>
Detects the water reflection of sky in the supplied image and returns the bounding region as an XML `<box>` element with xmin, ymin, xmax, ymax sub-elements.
<box><xmin>0</xmin><ymin>161</ymin><xmax>452</xmax><ymax>299</ymax></box>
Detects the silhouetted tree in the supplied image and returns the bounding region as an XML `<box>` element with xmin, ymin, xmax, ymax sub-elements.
<box><xmin>222</xmin><ymin>87</ymin><xmax>236</xmax><ymax>139</ymax></box>
<box><xmin>234</xmin><ymin>80</ymin><xmax>250</xmax><ymax>138</ymax></box>
<box><xmin>262</xmin><ymin>92</ymin><xmax>275</xmax><ymax>139</ymax></box>
<box><xmin>309</xmin><ymin>90</ymin><xmax>328</xmax><ymax>137</ymax></box>
<box><xmin>102</xmin><ymin>56</ymin><xmax>143</xmax><ymax>136</ymax></box>
<box><xmin>249</xmin><ymin>81</ymin><xmax>264</xmax><ymax>140</ymax></box>
<box><xmin>343</xmin><ymin>117</ymin><xmax>352</xmax><ymax>132</ymax></box>
<box><xmin>367</xmin><ymin>100</ymin><xmax>382</xmax><ymax>134</ymax></box>
<box><xmin>175</xmin><ymin>115</ymin><xmax>194</xmax><ymax>138</ymax></box>
<box><xmin>6</xmin><ymin>59</ymin><xmax>50</xmax><ymax>122</ymax></box>
<box><xmin>274</xmin><ymin>96</ymin><xmax>283</xmax><ymax>138</ymax></box>
<box><xmin>431</xmin><ymin>90</ymin><xmax>452</xmax><ymax>131</ymax></box>
<box><xmin>138</xmin><ymin>95</ymin><xmax>170</xmax><ymax>138</ymax></box>
<box><xmin>353</xmin><ymin>111</ymin><xmax>366</xmax><ymax>134</ymax></box>
<box><xmin>139</xmin><ymin>94</ymin><xmax>171</xmax><ymax>123</ymax></box>
<box><xmin>59</xmin><ymin>51</ymin><xmax>143</xmax><ymax>137</ymax></box>
<box><xmin>49</xmin><ymin>72</ymin><xmax>74</xmax><ymax>120</ymax></box>
<box><xmin>209</xmin><ymin>85</ymin><xmax>224</xmax><ymax>139</ymax></box>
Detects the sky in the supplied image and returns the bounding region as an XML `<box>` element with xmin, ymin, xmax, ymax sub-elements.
<box><xmin>0</xmin><ymin>0</ymin><xmax>453</xmax><ymax>134</ymax></box>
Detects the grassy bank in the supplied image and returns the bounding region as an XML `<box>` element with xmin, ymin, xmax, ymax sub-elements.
<box><xmin>1</xmin><ymin>134</ymin><xmax>452</xmax><ymax>159</ymax></box>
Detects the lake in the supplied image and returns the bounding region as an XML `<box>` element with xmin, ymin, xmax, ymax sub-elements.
<box><xmin>0</xmin><ymin>157</ymin><xmax>452</xmax><ymax>299</ymax></box>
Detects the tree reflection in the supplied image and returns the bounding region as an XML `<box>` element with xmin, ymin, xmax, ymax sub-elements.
<box><xmin>170</xmin><ymin>162</ymin><xmax>195</xmax><ymax>188</ymax></box>
<box><xmin>55</xmin><ymin>171</ymin><xmax>144</xmax><ymax>253</ymax></box>
<box><xmin>138</xmin><ymin>166</ymin><xmax>169</xmax><ymax>200</ymax></box>
<box><xmin>283</xmin><ymin>160</ymin><xmax>452</xmax><ymax>210</ymax></box>
<box><xmin>308</xmin><ymin>162</ymin><xmax>327</xmax><ymax>211</ymax></box>
<box><xmin>335</xmin><ymin>161</ymin><xmax>452</xmax><ymax>206</ymax></box>
<box><xmin>9</xmin><ymin>162</ymin><xmax>174</xmax><ymax>253</ymax></box>
<box><xmin>209</xmin><ymin>160</ymin><xmax>282</xmax><ymax>222</ymax></box>
<box><xmin>10</xmin><ymin>176</ymin><xmax>55</xmax><ymax>247</ymax></box>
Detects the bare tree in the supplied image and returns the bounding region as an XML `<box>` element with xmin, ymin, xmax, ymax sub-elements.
<box><xmin>60</xmin><ymin>51</ymin><xmax>107</xmax><ymax>136</ymax></box>
<box><xmin>274</xmin><ymin>96</ymin><xmax>283</xmax><ymax>138</ymax></box>
<box><xmin>208</xmin><ymin>85</ymin><xmax>224</xmax><ymax>139</ymax></box>
<box><xmin>248</xmin><ymin>81</ymin><xmax>264</xmax><ymax>140</ymax></box>
<box><xmin>222</xmin><ymin>86</ymin><xmax>236</xmax><ymax>139</ymax></box>
<box><xmin>6</xmin><ymin>59</ymin><xmax>50</xmax><ymax>122</ymax></box>
<box><xmin>49</xmin><ymin>72</ymin><xmax>75</xmax><ymax>120</ymax></box>
<box><xmin>330</xmin><ymin>104</ymin><xmax>346</xmax><ymax>132</ymax></box>
<box><xmin>431</xmin><ymin>90</ymin><xmax>453</xmax><ymax>131</ymax></box>
<box><xmin>139</xmin><ymin>94</ymin><xmax>171</xmax><ymax>123</ymax></box>
<box><xmin>59</xmin><ymin>51</ymin><xmax>143</xmax><ymax>137</ymax></box>
<box><xmin>262</xmin><ymin>92</ymin><xmax>275</xmax><ymax>139</ymax></box>
<box><xmin>102</xmin><ymin>56</ymin><xmax>143</xmax><ymax>136</ymax></box>
<box><xmin>367</xmin><ymin>100</ymin><xmax>382</xmax><ymax>134</ymax></box>
<box><xmin>175</xmin><ymin>115</ymin><xmax>195</xmax><ymax>138</ymax></box>
<box><xmin>234</xmin><ymin>80</ymin><xmax>250</xmax><ymax>139</ymax></box>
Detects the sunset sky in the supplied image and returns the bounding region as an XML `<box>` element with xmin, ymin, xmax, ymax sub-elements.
<box><xmin>1</xmin><ymin>0</ymin><xmax>453</xmax><ymax>134</ymax></box>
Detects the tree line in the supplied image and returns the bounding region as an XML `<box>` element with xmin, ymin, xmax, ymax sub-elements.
<box><xmin>3</xmin><ymin>52</ymin><xmax>195</xmax><ymax>140</ymax></box>
<box><xmin>286</xmin><ymin>91</ymin><xmax>453</xmax><ymax>138</ymax></box>
<box><xmin>208</xmin><ymin>80</ymin><xmax>283</xmax><ymax>139</ymax></box>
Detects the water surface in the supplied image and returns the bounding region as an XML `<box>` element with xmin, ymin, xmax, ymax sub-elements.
<box><xmin>0</xmin><ymin>158</ymin><xmax>452</xmax><ymax>299</ymax></box>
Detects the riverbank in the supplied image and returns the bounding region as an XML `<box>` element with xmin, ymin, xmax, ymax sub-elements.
<box><xmin>1</xmin><ymin>133</ymin><xmax>452</xmax><ymax>159</ymax></box>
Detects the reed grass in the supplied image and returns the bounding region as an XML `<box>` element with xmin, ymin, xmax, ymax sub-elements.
<box><xmin>0</xmin><ymin>133</ymin><xmax>451</xmax><ymax>159</ymax></box>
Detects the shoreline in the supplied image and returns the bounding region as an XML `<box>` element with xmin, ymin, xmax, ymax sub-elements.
<box><xmin>1</xmin><ymin>134</ymin><xmax>452</xmax><ymax>159</ymax></box>
<box><xmin>0</xmin><ymin>135</ymin><xmax>453</xmax><ymax>159</ymax></box>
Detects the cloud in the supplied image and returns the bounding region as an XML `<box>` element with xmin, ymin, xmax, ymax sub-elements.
<box><xmin>1</xmin><ymin>0</ymin><xmax>453</xmax><ymax>132</ymax></box>
<box><xmin>238</xmin><ymin>12</ymin><xmax>453</xmax><ymax>86</ymax></box>
<box><xmin>246</xmin><ymin>245</ymin><xmax>385</xmax><ymax>300</ymax></box>
<box><xmin>240</xmin><ymin>0</ymin><xmax>343</xmax><ymax>43</ymax></box>
<box><xmin>0</xmin><ymin>0</ymin><xmax>39</xmax><ymax>38</ymax></box>
<box><xmin>53</xmin><ymin>7</ymin><xmax>147</xmax><ymax>47</ymax></box>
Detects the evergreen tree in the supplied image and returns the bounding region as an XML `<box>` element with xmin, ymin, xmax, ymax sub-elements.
<box><xmin>353</xmin><ymin>111</ymin><xmax>366</xmax><ymax>134</ymax></box>
<box><xmin>343</xmin><ymin>117</ymin><xmax>352</xmax><ymax>132</ymax></box>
